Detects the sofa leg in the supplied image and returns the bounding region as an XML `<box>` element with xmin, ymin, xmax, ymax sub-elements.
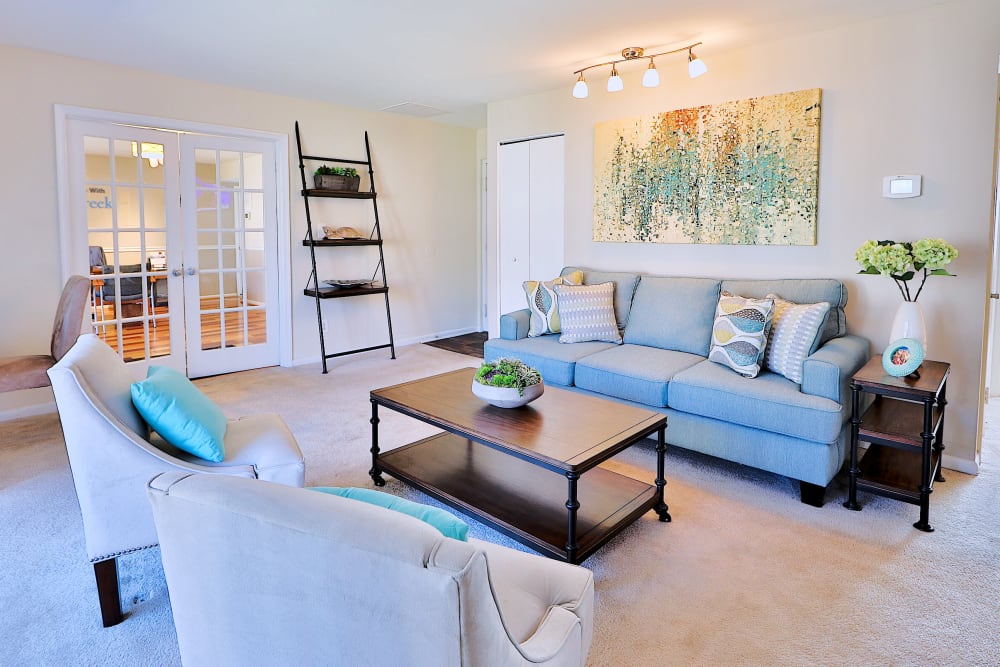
<box><xmin>94</xmin><ymin>558</ymin><xmax>123</xmax><ymax>627</ymax></box>
<box><xmin>799</xmin><ymin>481</ymin><xmax>826</xmax><ymax>507</ymax></box>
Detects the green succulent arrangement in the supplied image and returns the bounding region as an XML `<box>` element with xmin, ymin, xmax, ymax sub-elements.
<box><xmin>854</xmin><ymin>238</ymin><xmax>958</xmax><ymax>302</ymax></box>
<box><xmin>314</xmin><ymin>165</ymin><xmax>358</xmax><ymax>177</ymax></box>
<box><xmin>474</xmin><ymin>358</ymin><xmax>542</xmax><ymax>396</ymax></box>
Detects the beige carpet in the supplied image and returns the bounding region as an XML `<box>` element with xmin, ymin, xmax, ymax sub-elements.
<box><xmin>1</xmin><ymin>343</ymin><xmax>998</xmax><ymax>665</ymax></box>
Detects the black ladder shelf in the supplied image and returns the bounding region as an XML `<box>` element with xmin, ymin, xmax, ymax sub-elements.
<box><xmin>294</xmin><ymin>121</ymin><xmax>396</xmax><ymax>374</ymax></box>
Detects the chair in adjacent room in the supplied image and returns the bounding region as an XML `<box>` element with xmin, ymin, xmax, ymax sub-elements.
<box><xmin>0</xmin><ymin>274</ymin><xmax>90</xmax><ymax>393</ymax></box>
<box><xmin>147</xmin><ymin>472</ymin><xmax>595</xmax><ymax>667</ymax></box>
<box><xmin>47</xmin><ymin>334</ymin><xmax>305</xmax><ymax>627</ymax></box>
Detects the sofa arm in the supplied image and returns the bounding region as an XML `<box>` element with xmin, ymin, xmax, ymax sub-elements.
<box><xmin>801</xmin><ymin>334</ymin><xmax>871</xmax><ymax>403</ymax></box>
<box><xmin>499</xmin><ymin>309</ymin><xmax>531</xmax><ymax>340</ymax></box>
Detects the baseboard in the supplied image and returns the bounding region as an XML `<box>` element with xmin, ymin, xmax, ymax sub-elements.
<box><xmin>0</xmin><ymin>401</ymin><xmax>57</xmax><ymax>422</ymax></box>
<box><xmin>291</xmin><ymin>329</ymin><xmax>482</xmax><ymax>367</ymax></box>
<box><xmin>942</xmin><ymin>453</ymin><xmax>979</xmax><ymax>475</ymax></box>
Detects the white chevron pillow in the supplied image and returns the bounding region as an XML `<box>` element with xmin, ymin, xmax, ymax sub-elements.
<box><xmin>554</xmin><ymin>282</ymin><xmax>622</xmax><ymax>344</ymax></box>
<box><xmin>764</xmin><ymin>294</ymin><xmax>830</xmax><ymax>383</ymax></box>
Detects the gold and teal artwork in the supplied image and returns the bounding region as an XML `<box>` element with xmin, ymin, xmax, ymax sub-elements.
<box><xmin>593</xmin><ymin>88</ymin><xmax>821</xmax><ymax>245</ymax></box>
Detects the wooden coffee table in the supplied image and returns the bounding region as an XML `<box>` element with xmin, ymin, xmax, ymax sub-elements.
<box><xmin>369</xmin><ymin>368</ymin><xmax>669</xmax><ymax>564</ymax></box>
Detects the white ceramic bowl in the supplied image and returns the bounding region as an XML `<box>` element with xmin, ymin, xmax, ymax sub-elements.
<box><xmin>471</xmin><ymin>378</ymin><xmax>544</xmax><ymax>408</ymax></box>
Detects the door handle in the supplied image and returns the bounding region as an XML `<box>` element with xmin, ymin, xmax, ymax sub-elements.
<box><xmin>172</xmin><ymin>269</ymin><xmax>183</xmax><ymax>277</ymax></box>
<box><xmin>186</xmin><ymin>268</ymin><xmax>197</xmax><ymax>276</ymax></box>
<box><xmin>992</xmin><ymin>293</ymin><xmax>999</xmax><ymax>300</ymax></box>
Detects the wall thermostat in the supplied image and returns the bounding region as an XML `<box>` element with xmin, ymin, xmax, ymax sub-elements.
<box><xmin>882</xmin><ymin>175</ymin><xmax>922</xmax><ymax>198</ymax></box>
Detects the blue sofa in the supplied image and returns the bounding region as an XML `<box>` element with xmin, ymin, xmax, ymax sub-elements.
<box><xmin>485</xmin><ymin>267</ymin><xmax>871</xmax><ymax>506</ymax></box>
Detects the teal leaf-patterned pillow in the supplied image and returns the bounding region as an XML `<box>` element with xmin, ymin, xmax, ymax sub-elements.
<box><xmin>523</xmin><ymin>270</ymin><xmax>583</xmax><ymax>337</ymax></box>
<box><xmin>708</xmin><ymin>291</ymin><xmax>775</xmax><ymax>378</ymax></box>
<box><xmin>764</xmin><ymin>294</ymin><xmax>831</xmax><ymax>384</ymax></box>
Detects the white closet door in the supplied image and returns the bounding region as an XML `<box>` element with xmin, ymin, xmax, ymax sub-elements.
<box><xmin>497</xmin><ymin>135</ymin><xmax>565</xmax><ymax>319</ymax></box>
<box><xmin>528</xmin><ymin>135</ymin><xmax>565</xmax><ymax>279</ymax></box>
<box><xmin>498</xmin><ymin>141</ymin><xmax>531</xmax><ymax>316</ymax></box>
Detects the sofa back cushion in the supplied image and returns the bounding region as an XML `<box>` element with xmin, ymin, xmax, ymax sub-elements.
<box><xmin>720</xmin><ymin>279</ymin><xmax>847</xmax><ymax>346</ymax></box>
<box><xmin>624</xmin><ymin>277</ymin><xmax>722</xmax><ymax>355</ymax></box>
<box><xmin>562</xmin><ymin>267</ymin><xmax>640</xmax><ymax>331</ymax></box>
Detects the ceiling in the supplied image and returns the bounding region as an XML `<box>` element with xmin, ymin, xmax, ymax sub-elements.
<box><xmin>1</xmin><ymin>0</ymin><xmax>950</xmax><ymax>127</ymax></box>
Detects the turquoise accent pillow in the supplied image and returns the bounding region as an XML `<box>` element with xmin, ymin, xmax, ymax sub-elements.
<box><xmin>310</xmin><ymin>487</ymin><xmax>469</xmax><ymax>541</ymax></box>
<box><xmin>130</xmin><ymin>366</ymin><xmax>227</xmax><ymax>463</ymax></box>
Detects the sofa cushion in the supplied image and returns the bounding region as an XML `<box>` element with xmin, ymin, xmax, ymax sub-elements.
<box><xmin>708</xmin><ymin>292</ymin><xmax>774</xmax><ymax>378</ymax></box>
<box><xmin>523</xmin><ymin>270</ymin><xmax>583</xmax><ymax>337</ymax></box>
<box><xmin>764</xmin><ymin>295</ymin><xmax>831</xmax><ymax>384</ymax></box>
<box><xmin>484</xmin><ymin>335</ymin><xmax>616</xmax><ymax>386</ymax></box>
<box><xmin>555</xmin><ymin>282</ymin><xmax>622</xmax><ymax>344</ymax></box>
<box><xmin>669</xmin><ymin>360</ymin><xmax>844</xmax><ymax>442</ymax></box>
<box><xmin>562</xmin><ymin>267</ymin><xmax>640</xmax><ymax>330</ymax></box>
<box><xmin>720</xmin><ymin>279</ymin><xmax>847</xmax><ymax>346</ymax></box>
<box><xmin>623</xmin><ymin>277</ymin><xmax>721</xmax><ymax>356</ymax></box>
<box><xmin>575</xmin><ymin>344</ymin><xmax>704</xmax><ymax>407</ymax></box>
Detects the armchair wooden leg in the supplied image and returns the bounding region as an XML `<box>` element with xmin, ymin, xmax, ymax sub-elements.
<box><xmin>94</xmin><ymin>558</ymin><xmax>123</xmax><ymax>627</ymax></box>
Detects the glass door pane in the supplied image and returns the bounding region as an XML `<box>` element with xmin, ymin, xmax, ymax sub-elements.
<box><xmin>80</xmin><ymin>130</ymin><xmax>178</xmax><ymax>365</ymax></box>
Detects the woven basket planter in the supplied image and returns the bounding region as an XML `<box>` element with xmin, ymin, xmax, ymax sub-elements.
<box><xmin>314</xmin><ymin>174</ymin><xmax>361</xmax><ymax>192</ymax></box>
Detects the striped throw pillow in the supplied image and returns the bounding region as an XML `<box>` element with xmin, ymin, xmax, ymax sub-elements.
<box><xmin>523</xmin><ymin>271</ymin><xmax>583</xmax><ymax>337</ymax></box>
<box><xmin>553</xmin><ymin>282</ymin><xmax>622</xmax><ymax>344</ymax></box>
<box><xmin>764</xmin><ymin>294</ymin><xmax>831</xmax><ymax>384</ymax></box>
<box><xmin>708</xmin><ymin>292</ymin><xmax>775</xmax><ymax>378</ymax></box>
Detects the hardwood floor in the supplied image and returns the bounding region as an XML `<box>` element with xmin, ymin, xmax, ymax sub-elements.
<box><xmin>93</xmin><ymin>296</ymin><xmax>267</xmax><ymax>362</ymax></box>
<box><xmin>423</xmin><ymin>332</ymin><xmax>486</xmax><ymax>358</ymax></box>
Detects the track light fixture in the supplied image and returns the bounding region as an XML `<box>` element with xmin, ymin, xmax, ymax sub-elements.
<box><xmin>571</xmin><ymin>41</ymin><xmax>707</xmax><ymax>99</ymax></box>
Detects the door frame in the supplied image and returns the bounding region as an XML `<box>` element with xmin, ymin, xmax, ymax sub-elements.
<box><xmin>54</xmin><ymin>105</ymin><xmax>292</xmax><ymax>368</ymax></box>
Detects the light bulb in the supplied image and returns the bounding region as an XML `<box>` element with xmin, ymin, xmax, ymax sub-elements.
<box><xmin>572</xmin><ymin>74</ymin><xmax>589</xmax><ymax>99</ymax></box>
<box><xmin>688</xmin><ymin>50</ymin><xmax>708</xmax><ymax>78</ymax></box>
<box><xmin>642</xmin><ymin>60</ymin><xmax>660</xmax><ymax>88</ymax></box>
<box><xmin>148</xmin><ymin>157</ymin><xmax>160</xmax><ymax>168</ymax></box>
<box><xmin>607</xmin><ymin>65</ymin><xmax>623</xmax><ymax>93</ymax></box>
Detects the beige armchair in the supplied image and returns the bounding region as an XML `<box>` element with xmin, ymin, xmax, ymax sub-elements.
<box><xmin>0</xmin><ymin>274</ymin><xmax>90</xmax><ymax>393</ymax></box>
<box><xmin>147</xmin><ymin>472</ymin><xmax>595</xmax><ymax>667</ymax></box>
<box><xmin>47</xmin><ymin>334</ymin><xmax>304</xmax><ymax>627</ymax></box>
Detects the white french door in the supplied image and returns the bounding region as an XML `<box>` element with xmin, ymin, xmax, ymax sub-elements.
<box><xmin>180</xmin><ymin>135</ymin><xmax>279</xmax><ymax>376</ymax></box>
<box><xmin>69</xmin><ymin>120</ymin><xmax>185</xmax><ymax>371</ymax></box>
<box><xmin>65</xmin><ymin>117</ymin><xmax>282</xmax><ymax>377</ymax></box>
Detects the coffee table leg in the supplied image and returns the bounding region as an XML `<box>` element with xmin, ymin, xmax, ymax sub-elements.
<box><xmin>654</xmin><ymin>426</ymin><xmax>671</xmax><ymax>522</ymax></box>
<box><xmin>565</xmin><ymin>472</ymin><xmax>580</xmax><ymax>564</ymax></box>
<box><xmin>369</xmin><ymin>399</ymin><xmax>386</xmax><ymax>487</ymax></box>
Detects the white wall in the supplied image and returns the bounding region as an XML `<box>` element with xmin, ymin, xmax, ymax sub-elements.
<box><xmin>0</xmin><ymin>45</ymin><xmax>480</xmax><ymax>417</ymax></box>
<box><xmin>486</xmin><ymin>0</ymin><xmax>1000</xmax><ymax>469</ymax></box>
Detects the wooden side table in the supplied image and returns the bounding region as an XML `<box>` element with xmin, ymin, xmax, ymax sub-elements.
<box><xmin>844</xmin><ymin>356</ymin><xmax>949</xmax><ymax>531</ymax></box>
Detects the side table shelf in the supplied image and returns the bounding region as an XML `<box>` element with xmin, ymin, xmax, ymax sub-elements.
<box><xmin>844</xmin><ymin>357</ymin><xmax>949</xmax><ymax>532</ymax></box>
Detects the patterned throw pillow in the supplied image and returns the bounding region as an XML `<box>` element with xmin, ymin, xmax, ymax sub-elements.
<box><xmin>553</xmin><ymin>282</ymin><xmax>622</xmax><ymax>344</ymax></box>
<box><xmin>764</xmin><ymin>294</ymin><xmax>831</xmax><ymax>384</ymax></box>
<box><xmin>708</xmin><ymin>291</ymin><xmax>775</xmax><ymax>378</ymax></box>
<box><xmin>523</xmin><ymin>270</ymin><xmax>583</xmax><ymax>337</ymax></box>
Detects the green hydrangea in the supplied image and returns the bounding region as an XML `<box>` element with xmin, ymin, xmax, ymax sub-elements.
<box><xmin>854</xmin><ymin>237</ymin><xmax>957</xmax><ymax>302</ymax></box>
<box><xmin>912</xmin><ymin>238</ymin><xmax>958</xmax><ymax>271</ymax></box>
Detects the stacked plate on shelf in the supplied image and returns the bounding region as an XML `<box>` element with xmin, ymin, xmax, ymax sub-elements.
<box><xmin>323</xmin><ymin>279</ymin><xmax>374</xmax><ymax>288</ymax></box>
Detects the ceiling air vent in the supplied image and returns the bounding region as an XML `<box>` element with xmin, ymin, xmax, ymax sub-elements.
<box><xmin>380</xmin><ymin>103</ymin><xmax>448</xmax><ymax>118</ymax></box>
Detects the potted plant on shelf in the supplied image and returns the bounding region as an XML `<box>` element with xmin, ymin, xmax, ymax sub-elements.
<box><xmin>472</xmin><ymin>357</ymin><xmax>544</xmax><ymax>408</ymax></box>
<box><xmin>314</xmin><ymin>165</ymin><xmax>361</xmax><ymax>192</ymax></box>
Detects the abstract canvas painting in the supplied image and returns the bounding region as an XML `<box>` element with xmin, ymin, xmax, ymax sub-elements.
<box><xmin>593</xmin><ymin>88</ymin><xmax>821</xmax><ymax>245</ymax></box>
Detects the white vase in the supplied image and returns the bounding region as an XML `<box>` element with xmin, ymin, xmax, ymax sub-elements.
<box><xmin>889</xmin><ymin>301</ymin><xmax>927</xmax><ymax>353</ymax></box>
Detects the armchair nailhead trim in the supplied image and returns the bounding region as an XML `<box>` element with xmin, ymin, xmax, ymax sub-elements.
<box><xmin>90</xmin><ymin>543</ymin><xmax>158</xmax><ymax>562</ymax></box>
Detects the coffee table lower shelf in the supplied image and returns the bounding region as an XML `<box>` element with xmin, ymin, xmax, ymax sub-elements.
<box><xmin>377</xmin><ymin>432</ymin><xmax>658</xmax><ymax>564</ymax></box>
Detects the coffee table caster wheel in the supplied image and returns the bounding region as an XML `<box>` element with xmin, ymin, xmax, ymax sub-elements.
<box><xmin>370</xmin><ymin>473</ymin><xmax>386</xmax><ymax>487</ymax></box>
<box><xmin>655</xmin><ymin>505</ymin><xmax>671</xmax><ymax>522</ymax></box>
